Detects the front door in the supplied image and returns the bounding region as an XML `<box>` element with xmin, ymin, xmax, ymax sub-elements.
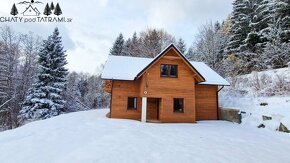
<box><xmin>146</xmin><ymin>98</ymin><xmax>159</xmax><ymax>120</ymax></box>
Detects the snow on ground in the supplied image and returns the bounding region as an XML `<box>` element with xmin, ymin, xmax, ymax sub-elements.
<box><xmin>220</xmin><ymin>96</ymin><xmax>290</xmax><ymax>130</ymax></box>
<box><xmin>220</xmin><ymin>67</ymin><xmax>290</xmax><ymax>131</ymax></box>
<box><xmin>0</xmin><ymin>109</ymin><xmax>290</xmax><ymax>163</ymax></box>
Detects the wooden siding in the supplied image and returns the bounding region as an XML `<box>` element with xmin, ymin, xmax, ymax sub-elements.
<box><xmin>110</xmin><ymin>80</ymin><xmax>141</xmax><ymax>120</ymax></box>
<box><xmin>139</xmin><ymin>49</ymin><xmax>196</xmax><ymax>123</ymax></box>
<box><xmin>195</xmin><ymin>85</ymin><xmax>218</xmax><ymax>120</ymax></box>
<box><xmin>105</xmin><ymin>47</ymin><xmax>219</xmax><ymax>123</ymax></box>
<box><xmin>104</xmin><ymin>80</ymin><xmax>112</xmax><ymax>93</ymax></box>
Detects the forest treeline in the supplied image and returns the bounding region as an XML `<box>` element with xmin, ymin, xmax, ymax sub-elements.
<box><xmin>0</xmin><ymin>26</ymin><xmax>109</xmax><ymax>130</ymax></box>
<box><xmin>110</xmin><ymin>0</ymin><xmax>290</xmax><ymax>76</ymax></box>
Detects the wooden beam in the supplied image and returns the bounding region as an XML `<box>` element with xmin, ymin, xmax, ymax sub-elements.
<box><xmin>163</xmin><ymin>56</ymin><xmax>182</xmax><ymax>60</ymax></box>
<box><xmin>141</xmin><ymin>97</ymin><xmax>147</xmax><ymax>122</ymax></box>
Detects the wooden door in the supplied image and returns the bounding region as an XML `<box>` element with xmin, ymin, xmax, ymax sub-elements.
<box><xmin>147</xmin><ymin>98</ymin><xmax>159</xmax><ymax>120</ymax></box>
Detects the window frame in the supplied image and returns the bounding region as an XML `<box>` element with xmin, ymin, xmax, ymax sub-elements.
<box><xmin>127</xmin><ymin>97</ymin><xmax>137</xmax><ymax>110</ymax></box>
<box><xmin>160</xmin><ymin>64</ymin><xmax>178</xmax><ymax>78</ymax></box>
<box><xmin>173</xmin><ymin>98</ymin><xmax>184</xmax><ymax>113</ymax></box>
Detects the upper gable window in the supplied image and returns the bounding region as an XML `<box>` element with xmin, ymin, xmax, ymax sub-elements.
<box><xmin>160</xmin><ymin>64</ymin><xmax>178</xmax><ymax>77</ymax></box>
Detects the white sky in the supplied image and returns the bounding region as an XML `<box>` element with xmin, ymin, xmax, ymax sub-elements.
<box><xmin>0</xmin><ymin>0</ymin><xmax>233</xmax><ymax>74</ymax></box>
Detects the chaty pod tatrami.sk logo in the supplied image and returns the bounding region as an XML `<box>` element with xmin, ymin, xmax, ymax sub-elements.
<box><xmin>1</xmin><ymin>0</ymin><xmax>72</xmax><ymax>23</ymax></box>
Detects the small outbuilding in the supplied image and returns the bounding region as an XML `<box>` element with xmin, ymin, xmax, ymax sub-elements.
<box><xmin>102</xmin><ymin>44</ymin><xmax>230</xmax><ymax>123</ymax></box>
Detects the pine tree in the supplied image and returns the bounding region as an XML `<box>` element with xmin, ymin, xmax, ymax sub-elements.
<box><xmin>43</xmin><ymin>3</ymin><xmax>51</xmax><ymax>16</ymax></box>
<box><xmin>130</xmin><ymin>32</ymin><xmax>142</xmax><ymax>57</ymax></box>
<box><xmin>275</xmin><ymin>0</ymin><xmax>290</xmax><ymax>43</ymax></box>
<box><xmin>132</xmin><ymin>32</ymin><xmax>138</xmax><ymax>45</ymax></box>
<box><xmin>264</xmin><ymin>24</ymin><xmax>290</xmax><ymax>68</ymax></box>
<box><xmin>110</xmin><ymin>33</ymin><xmax>124</xmax><ymax>56</ymax></box>
<box><xmin>54</xmin><ymin>3</ymin><xmax>62</xmax><ymax>16</ymax></box>
<box><xmin>10</xmin><ymin>4</ymin><xmax>18</xmax><ymax>16</ymax></box>
<box><xmin>19</xmin><ymin>28</ymin><xmax>68</xmax><ymax>121</ymax></box>
<box><xmin>226</xmin><ymin>0</ymin><xmax>274</xmax><ymax>73</ymax></box>
<box><xmin>245</xmin><ymin>0</ymin><xmax>272</xmax><ymax>53</ymax></box>
<box><xmin>227</xmin><ymin>0</ymin><xmax>251</xmax><ymax>53</ymax></box>
<box><xmin>185</xmin><ymin>47</ymin><xmax>194</xmax><ymax>60</ymax></box>
<box><xmin>50</xmin><ymin>2</ymin><xmax>55</xmax><ymax>10</ymax></box>
<box><xmin>176</xmin><ymin>38</ymin><xmax>186</xmax><ymax>54</ymax></box>
<box><xmin>121</xmin><ymin>38</ymin><xmax>132</xmax><ymax>56</ymax></box>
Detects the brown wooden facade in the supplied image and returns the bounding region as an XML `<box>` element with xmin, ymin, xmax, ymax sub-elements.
<box><xmin>104</xmin><ymin>46</ymin><xmax>220</xmax><ymax>123</ymax></box>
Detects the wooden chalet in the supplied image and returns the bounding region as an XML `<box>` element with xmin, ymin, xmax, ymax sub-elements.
<box><xmin>101</xmin><ymin>44</ymin><xmax>230</xmax><ymax>123</ymax></box>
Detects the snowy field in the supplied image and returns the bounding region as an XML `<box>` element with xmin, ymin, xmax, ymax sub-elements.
<box><xmin>0</xmin><ymin>109</ymin><xmax>290</xmax><ymax>163</ymax></box>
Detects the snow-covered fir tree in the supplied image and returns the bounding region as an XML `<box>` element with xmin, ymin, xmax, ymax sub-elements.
<box><xmin>238</xmin><ymin>0</ymin><xmax>273</xmax><ymax>73</ymax></box>
<box><xmin>185</xmin><ymin>47</ymin><xmax>194</xmax><ymax>60</ymax></box>
<box><xmin>245</xmin><ymin>0</ymin><xmax>272</xmax><ymax>53</ymax></box>
<box><xmin>110</xmin><ymin>33</ymin><xmax>124</xmax><ymax>56</ymax></box>
<box><xmin>19</xmin><ymin>28</ymin><xmax>68</xmax><ymax>121</ymax></box>
<box><xmin>227</xmin><ymin>0</ymin><xmax>276</xmax><ymax>73</ymax></box>
<box><xmin>227</xmin><ymin>0</ymin><xmax>251</xmax><ymax>53</ymax></box>
<box><xmin>176</xmin><ymin>38</ymin><xmax>186</xmax><ymax>54</ymax></box>
<box><xmin>264</xmin><ymin>23</ymin><xmax>290</xmax><ymax>68</ymax></box>
<box><xmin>64</xmin><ymin>72</ymin><xmax>86</xmax><ymax>112</ymax></box>
<box><xmin>228</xmin><ymin>0</ymin><xmax>272</xmax><ymax>53</ymax></box>
<box><xmin>274</xmin><ymin>0</ymin><xmax>290</xmax><ymax>43</ymax></box>
<box><xmin>121</xmin><ymin>38</ymin><xmax>132</xmax><ymax>56</ymax></box>
<box><xmin>129</xmin><ymin>32</ymin><xmax>142</xmax><ymax>57</ymax></box>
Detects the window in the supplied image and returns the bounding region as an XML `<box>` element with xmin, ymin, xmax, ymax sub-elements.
<box><xmin>170</xmin><ymin>65</ymin><xmax>177</xmax><ymax>77</ymax></box>
<box><xmin>173</xmin><ymin>98</ymin><xmax>184</xmax><ymax>113</ymax></box>
<box><xmin>160</xmin><ymin>64</ymin><xmax>178</xmax><ymax>77</ymax></box>
<box><xmin>161</xmin><ymin>64</ymin><xmax>169</xmax><ymax>76</ymax></box>
<box><xmin>128</xmin><ymin>97</ymin><xmax>137</xmax><ymax>110</ymax></box>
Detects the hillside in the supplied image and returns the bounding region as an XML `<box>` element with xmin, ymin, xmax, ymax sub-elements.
<box><xmin>220</xmin><ymin>67</ymin><xmax>290</xmax><ymax>131</ymax></box>
<box><xmin>0</xmin><ymin>109</ymin><xmax>290</xmax><ymax>163</ymax></box>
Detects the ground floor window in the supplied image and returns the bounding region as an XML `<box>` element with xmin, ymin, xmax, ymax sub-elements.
<box><xmin>128</xmin><ymin>97</ymin><xmax>137</xmax><ymax>110</ymax></box>
<box><xmin>174</xmin><ymin>98</ymin><xmax>184</xmax><ymax>112</ymax></box>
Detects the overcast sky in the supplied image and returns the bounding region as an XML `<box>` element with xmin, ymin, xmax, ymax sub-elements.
<box><xmin>0</xmin><ymin>0</ymin><xmax>233</xmax><ymax>74</ymax></box>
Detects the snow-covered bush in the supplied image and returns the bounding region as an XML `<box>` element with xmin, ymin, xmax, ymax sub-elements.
<box><xmin>221</xmin><ymin>68</ymin><xmax>290</xmax><ymax>98</ymax></box>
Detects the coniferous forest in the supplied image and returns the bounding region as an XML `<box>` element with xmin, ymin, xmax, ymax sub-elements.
<box><xmin>110</xmin><ymin>0</ymin><xmax>290</xmax><ymax>77</ymax></box>
<box><xmin>0</xmin><ymin>27</ymin><xmax>109</xmax><ymax>130</ymax></box>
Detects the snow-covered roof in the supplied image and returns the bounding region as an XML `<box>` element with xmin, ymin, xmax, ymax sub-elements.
<box><xmin>101</xmin><ymin>55</ymin><xmax>152</xmax><ymax>80</ymax></box>
<box><xmin>190</xmin><ymin>62</ymin><xmax>230</xmax><ymax>86</ymax></box>
<box><xmin>101</xmin><ymin>55</ymin><xmax>230</xmax><ymax>86</ymax></box>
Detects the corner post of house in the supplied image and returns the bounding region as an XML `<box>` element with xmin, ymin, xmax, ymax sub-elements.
<box><xmin>141</xmin><ymin>97</ymin><xmax>147</xmax><ymax>122</ymax></box>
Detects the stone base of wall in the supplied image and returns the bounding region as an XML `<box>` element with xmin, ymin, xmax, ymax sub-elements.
<box><xmin>219</xmin><ymin>107</ymin><xmax>241</xmax><ymax>124</ymax></box>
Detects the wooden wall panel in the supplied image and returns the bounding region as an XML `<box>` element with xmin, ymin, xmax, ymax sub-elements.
<box><xmin>107</xmin><ymin>48</ymin><xmax>218</xmax><ymax>123</ymax></box>
<box><xmin>195</xmin><ymin>85</ymin><xmax>218</xmax><ymax>120</ymax></box>
<box><xmin>110</xmin><ymin>80</ymin><xmax>142</xmax><ymax>120</ymax></box>
<box><xmin>140</xmin><ymin>49</ymin><xmax>197</xmax><ymax>123</ymax></box>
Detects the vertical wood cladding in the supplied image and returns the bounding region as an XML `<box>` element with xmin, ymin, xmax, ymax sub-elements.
<box><xmin>195</xmin><ymin>85</ymin><xmax>218</xmax><ymax>120</ymax></box>
<box><xmin>106</xmin><ymin>47</ymin><xmax>219</xmax><ymax>122</ymax></box>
